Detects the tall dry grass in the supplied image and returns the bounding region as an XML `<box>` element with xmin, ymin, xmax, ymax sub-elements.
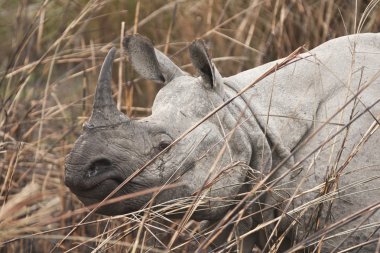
<box><xmin>0</xmin><ymin>0</ymin><xmax>380</xmax><ymax>252</ymax></box>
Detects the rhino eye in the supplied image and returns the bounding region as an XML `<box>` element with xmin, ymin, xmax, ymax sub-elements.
<box><xmin>158</xmin><ymin>141</ymin><xmax>171</xmax><ymax>151</ymax></box>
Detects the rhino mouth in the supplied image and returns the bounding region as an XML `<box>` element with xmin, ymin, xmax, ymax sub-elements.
<box><xmin>65</xmin><ymin>167</ymin><xmax>121</xmax><ymax>192</ymax></box>
<box><xmin>65</xmin><ymin>167</ymin><xmax>151</xmax><ymax>215</ymax></box>
<box><xmin>76</xmin><ymin>180</ymin><xmax>151</xmax><ymax>215</ymax></box>
<box><xmin>73</xmin><ymin>177</ymin><xmax>122</xmax><ymax>199</ymax></box>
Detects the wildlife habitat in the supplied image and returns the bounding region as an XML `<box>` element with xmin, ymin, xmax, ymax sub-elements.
<box><xmin>1</xmin><ymin>0</ymin><xmax>380</xmax><ymax>252</ymax></box>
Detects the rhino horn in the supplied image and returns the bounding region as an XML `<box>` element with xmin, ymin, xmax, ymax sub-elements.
<box><xmin>86</xmin><ymin>47</ymin><xmax>128</xmax><ymax>128</ymax></box>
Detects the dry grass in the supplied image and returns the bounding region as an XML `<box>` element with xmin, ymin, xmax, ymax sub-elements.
<box><xmin>1</xmin><ymin>0</ymin><xmax>380</xmax><ymax>252</ymax></box>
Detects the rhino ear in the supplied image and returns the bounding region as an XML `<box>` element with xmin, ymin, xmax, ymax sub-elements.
<box><xmin>123</xmin><ymin>34</ymin><xmax>185</xmax><ymax>83</ymax></box>
<box><xmin>189</xmin><ymin>39</ymin><xmax>224</xmax><ymax>94</ymax></box>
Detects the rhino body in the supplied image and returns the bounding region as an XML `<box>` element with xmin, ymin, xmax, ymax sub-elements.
<box><xmin>65</xmin><ymin>33</ymin><xmax>380</xmax><ymax>252</ymax></box>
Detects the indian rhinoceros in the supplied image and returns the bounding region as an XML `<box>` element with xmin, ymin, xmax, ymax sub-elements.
<box><xmin>64</xmin><ymin>33</ymin><xmax>380</xmax><ymax>252</ymax></box>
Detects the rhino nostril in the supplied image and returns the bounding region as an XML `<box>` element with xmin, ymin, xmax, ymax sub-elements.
<box><xmin>87</xmin><ymin>158</ymin><xmax>112</xmax><ymax>178</ymax></box>
<box><xmin>87</xmin><ymin>167</ymin><xmax>97</xmax><ymax>178</ymax></box>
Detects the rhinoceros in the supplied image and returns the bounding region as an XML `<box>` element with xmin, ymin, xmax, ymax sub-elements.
<box><xmin>64</xmin><ymin>33</ymin><xmax>380</xmax><ymax>252</ymax></box>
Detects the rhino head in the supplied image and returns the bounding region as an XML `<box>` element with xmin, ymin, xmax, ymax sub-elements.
<box><xmin>64</xmin><ymin>35</ymin><xmax>253</xmax><ymax>219</ymax></box>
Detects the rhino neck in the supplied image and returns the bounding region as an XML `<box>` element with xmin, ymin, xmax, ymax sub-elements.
<box><xmin>223</xmin><ymin>79</ymin><xmax>294</xmax><ymax>173</ymax></box>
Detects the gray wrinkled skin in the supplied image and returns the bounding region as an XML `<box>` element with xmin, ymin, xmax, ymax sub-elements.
<box><xmin>65</xmin><ymin>33</ymin><xmax>380</xmax><ymax>252</ymax></box>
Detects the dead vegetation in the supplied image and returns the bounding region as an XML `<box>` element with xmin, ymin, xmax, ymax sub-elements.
<box><xmin>1</xmin><ymin>0</ymin><xmax>380</xmax><ymax>252</ymax></box>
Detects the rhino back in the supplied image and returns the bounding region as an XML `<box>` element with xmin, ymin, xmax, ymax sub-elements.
<box><xmin>224</xmin><ymin>33</ymin><xmax>380</xmax><ymax>251</ymax></box>
<box><xmin>225</xmin><ymin>33</ymin><xmax>380</xmax><ymax>152</ymax></box>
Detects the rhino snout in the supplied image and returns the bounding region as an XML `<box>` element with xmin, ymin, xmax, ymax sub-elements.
<box><xmin>64</xmin><ymin>158</ymin><xmax>122</xmax><ymax>194</ymax></box>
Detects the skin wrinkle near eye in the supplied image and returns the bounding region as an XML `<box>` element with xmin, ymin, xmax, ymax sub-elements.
<box><xmin>112</xmin><ymin>140</ymin><xmax>149</xmax><ymax>158</ymax></box>
<box><xmin>147</xmin><ymin>133</ymin><xmax>201</xmax><ymax>186</ymax></box>
<box><xmin>138</xmin><ymin>134</ymin><xmax>207</xmax><ymax>209</ymax></box>
<box><xmin>104</xmin><ymin>125</ymin><xmax>178</xmax><ymax>183</ymax></box>
<box><xmin>165</xmin><ymin>132</ymin><xmax>210</xmax><ymax>184</ymax></box>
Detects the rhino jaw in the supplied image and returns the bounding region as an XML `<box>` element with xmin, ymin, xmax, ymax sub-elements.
<box><xmin>64</xmin><ymin>164</ymin><xmax>149</xmax><ymax>215</ymax></box>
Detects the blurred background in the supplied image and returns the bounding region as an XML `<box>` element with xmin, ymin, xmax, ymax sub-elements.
<box><xmin>0</xmin><ymin>0</ymin><xmax>379</xmax><ymax>252</ymax></box>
